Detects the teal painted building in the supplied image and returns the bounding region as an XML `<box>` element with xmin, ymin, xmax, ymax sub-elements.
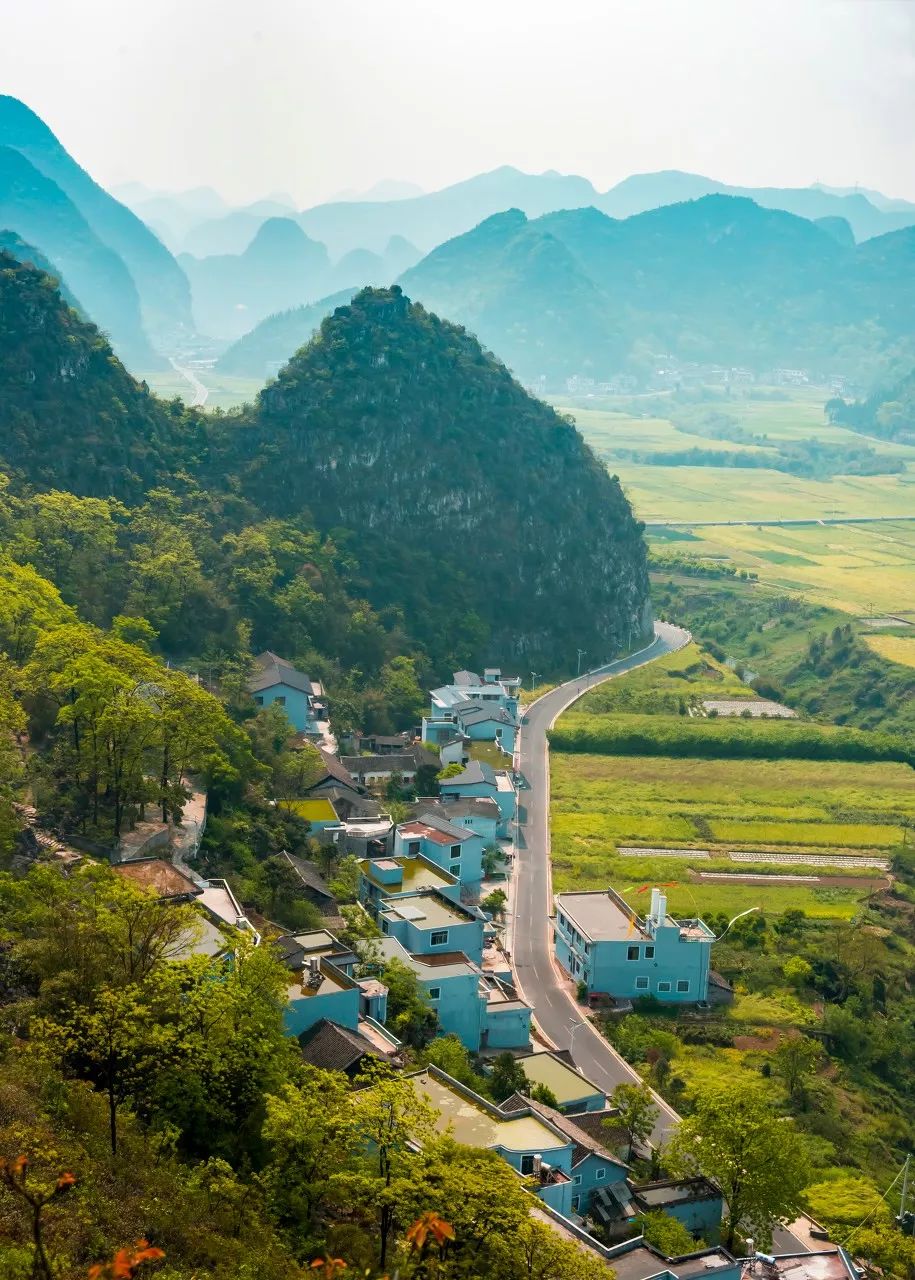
<box><xmin>393</xmin><ymin>812</ymin><xmax>485</xmax><ymax>896</ymax></box>
<box><xmin>377</xmin><ymin>889</ymin><xmax>486</xmax><ymax>966</ymax></box>
<box><xmin>406</xmin><ymin>1067</ymin><xmax>627</xmax><ymax>1219</ymax></box>
<box><xmin>554</xmin><ymin>887</ymin><xmax>713</xmax><ymax>1003</ymax></box>
<box><xmin>248</xmin><ymin>651</ymin><xmax>322</xmax><ymax>735</ymax></box>
<box><xmin>438</xmin><ymin>760</ymin><xmax>517</xmax><ymax>836</ymax></box>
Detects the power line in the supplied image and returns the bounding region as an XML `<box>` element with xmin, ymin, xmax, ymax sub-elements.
<box><xmin>838</xmin><ymin>1162</ymin><xmax>906</xmax><ymax>1247</ymax></box>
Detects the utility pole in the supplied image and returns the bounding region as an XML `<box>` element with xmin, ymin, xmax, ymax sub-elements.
<box><xmin>576</xmin><ymin>649</ymin><xmax>586</xmax><ymax>677</ymax></box>
<box><xmin>530</xmin><ymin>671</ymin><xmax>540</xmax><ymax>694</ymax></box>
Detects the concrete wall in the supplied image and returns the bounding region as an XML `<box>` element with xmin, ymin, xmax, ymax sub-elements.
<box><xmin>253</xmin><ymin>682</ymin><xmax>312</xmax><ymax>734</ymax></box>
<box><xmin>284</xmin><ymin>985</ymin><xmax>359</xmax><ymax>1038</ymax></box>
<box><xmin>554</xmin><ymin>917</ymin><xmax>711</xmax><ymax>1003</ymax></box>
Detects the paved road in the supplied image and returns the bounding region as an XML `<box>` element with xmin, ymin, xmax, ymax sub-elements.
<box><xmin>169</xmin><ymin>357</ymin><xmax>209</xmax><ymax>407</ymax></box>
<box><xmin>511</xmin><ymin>620</ymin><xmax>690</xmax><ymax>1143</ymax></box>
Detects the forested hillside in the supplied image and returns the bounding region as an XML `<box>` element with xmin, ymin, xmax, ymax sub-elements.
<box><xmin>218</xmin><ymin>286</ymin><xmax>649</xmax><ymax>665</ymax></box>
<box><xmin>1</xmin><ymin>251</ymin><xmax>648</xmax><ymax>681</ymax></box>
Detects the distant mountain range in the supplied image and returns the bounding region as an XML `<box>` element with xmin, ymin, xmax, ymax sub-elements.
<box><xmin>222</xmin><ymin>195</ymin><xmax>915</xmax><ymax>384</ymax></box>
<box><xmin>181</xmin><ymin>219</ymin><xmax>420</xmax><ymax>340</ymax></box>
<box><xmin>146</xmin><ymin>164</ymin><xmax>915</xmax><ymax>264</ymax></box>
<box><xmin>0</xmin><ymin>96</ymin><xmax>193</xmax><ymax>365</ymax></box>
<box><xmin>397</xmin><ymin>197</ymin><xmax>915</xmax><ymax>384</ymax></box>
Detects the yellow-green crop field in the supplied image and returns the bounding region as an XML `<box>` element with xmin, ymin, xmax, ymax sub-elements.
<box><xmin>550</xmin><ymin>751</ymin><xmax>915</xmax><ymax>918</ymax></box>
<box><xmin>865</xmin><ymin>634</ymin><xmax>915</xmax><ymax>669</ymax></box>
<box><xmin>558</xmin><ymin>391</ymin><xmax>915</xmax><ymax>617</ymax></box>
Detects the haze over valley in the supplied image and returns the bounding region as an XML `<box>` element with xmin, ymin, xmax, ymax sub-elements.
<box><xmin>2</xmin><ymin>4</ymin><xmax>915</xmax><ymax>1278</ymax></box>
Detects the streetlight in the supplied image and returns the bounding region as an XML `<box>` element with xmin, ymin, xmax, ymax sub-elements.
<box><xmin>576</xmin><ymin>649</ymin><xmax>587</xmax><ymax>677</ymax></box>
<box><xmin>530</xmin><ymin>671</ymin><xmax>540</xmax><ymax>693</ymax></box>
<box><xmin>568</xmin><ymin>1020</ymin><xmax>589</xmax><ymax>1057</ymax></box>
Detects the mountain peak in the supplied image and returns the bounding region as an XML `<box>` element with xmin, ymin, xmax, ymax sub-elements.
<box><xmin>0</xmin><ymin>95</ymin><xmax>60</xmax><ymax>150</ymax></box>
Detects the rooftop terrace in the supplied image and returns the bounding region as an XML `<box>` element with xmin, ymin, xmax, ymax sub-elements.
<box><xmin>409</xmin><ymin>1069</ymin><xmax>566</xmax><ymax>1154</ymax></box>
<box><xmin>379</xmin><ymin>891</ymin><xmax>477</xmax><ymax>930</ymax></box>
<box><xmin>517</xmin><ymin>1051</ymin><xmax>604</xmax><ymax>1106</ymax></box>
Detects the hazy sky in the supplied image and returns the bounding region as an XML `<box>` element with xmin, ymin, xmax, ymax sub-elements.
<box><xmin>3</xmin><ymin>0</ymin><xmax>915</xmax><ymax>207</ymax></box>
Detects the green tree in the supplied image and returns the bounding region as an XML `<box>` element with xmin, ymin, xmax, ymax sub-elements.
<box><xmin>489</xmin><ymin>1053</ymin><xmax>529</xmax><ymax>1102</ymax></box>
<box><xmin>667</xmin><ymin>1085</ymin><xmax>809</xmax><ymax>1251</ymax></box>
<box><xmin>381</xmin><ymin>958</ymin><xmax>439</xmax><ymax>1049</ymax></box>
<box><xmin>610</xmin><ymin>1081</ymin><xmax>658</xmax><ymax>1162</ymax></box>
<box><xmin>529</xmin><ymin>1083</ymin><xmax>560</xmax><ymax>1109</ymax></box>
<box><xmin>638</xmin><ymin>1210</ymin><xmax>701</xmax><ymax>1257</ymax></box>
<box><xmin>783</xmin><ymin>956</ymin><xmax>813</xmax><ymax>988</ymax></box>
<box><xmin>347</xmin><ymin>1063</ymin><xmax>438</xmax><ymax>1268</ymax></box>
<box><xmin>480</xmin><ymin>888</ymin><xmax>507</xmax><ymax>918</ymax></box>
<box><xmin>772</xmin><ymin>1035</ymin><xmax>821</xmax><ymax>1102</ymax></box>
<box><xmin>422</xmin><ymin>1035</ymin><xmax>489</xmax><ymax>1094</ymax></box>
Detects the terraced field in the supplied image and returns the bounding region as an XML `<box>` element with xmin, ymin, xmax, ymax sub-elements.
<box><xmin>549</xmin><ymin>642</ymin><xmax>915</xmax><ymax>920</ymax></box>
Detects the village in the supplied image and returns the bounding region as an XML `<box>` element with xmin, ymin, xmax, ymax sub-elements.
<box><xmin>99</xmin><ymin>648</ymin><xmax>860</xmax><ymax>1280</ymax></box>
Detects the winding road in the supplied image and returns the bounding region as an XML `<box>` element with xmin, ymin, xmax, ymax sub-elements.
<box><xmin>511</xmin><ymin>619</ymin><xmax>690</xmax><ymax>1144</ymax></box>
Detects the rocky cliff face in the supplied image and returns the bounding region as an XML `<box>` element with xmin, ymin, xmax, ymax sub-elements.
<box><xmin>221</xmin><ymin>286</ymin><xmax>650</xmax><ymax>670</ymax></box>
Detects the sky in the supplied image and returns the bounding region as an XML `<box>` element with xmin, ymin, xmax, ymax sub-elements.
<box><xmin>2</xmin><ymin>0</ymin><xmax>915</xmax><ymax>208</ymax></box>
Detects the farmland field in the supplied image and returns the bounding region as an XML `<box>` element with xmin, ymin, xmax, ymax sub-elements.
<box><xmin>140</xmin><ymin>367</ymin><xmax>264</xmax><ymax>410</ymax></box>
<box><xmin>865</xmin><ymin>634</ymin><xmax>915</xmax><ymax>669</ymax></box>
<box><xmin>548</xmin><ymin>640</ymin><xmax>914</xmax><ymax>919</ymax></box>
<box><xmin>558</xmin><ymin>389</ymin><xmax>915</xmax><ymax>617</ymax></box>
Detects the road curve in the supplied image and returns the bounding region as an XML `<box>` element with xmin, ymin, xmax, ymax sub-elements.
<box><xmin>511</xmin><ymin>619</ymin><xmax>690</xmax><ymax>1143</ymax></box>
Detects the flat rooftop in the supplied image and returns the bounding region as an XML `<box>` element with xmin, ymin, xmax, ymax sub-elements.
<box><xmin>287</xmin><ymin>958</ymin><xmax>357</xmax><ymax>1002</ymax></box>
<box><xmin>410</xmin><ymin>1070</ymin><xmax>564</xmax><ymax>1154</ymax></box>
<box><xmin>377</xmin><ymin>936</ymin><xmax>477</xmax><ymax>980</ymax></box>
<box><xmin>399</xmin><ymin>820</ymin><xmax>468</xmax><ymax>847</ymax></box>
<box><xmin>379</xmin><ymin>892</ymin><xmax>475</xmax><ymax>930</ymax></box>
<box><xmin>745</xmin><ymin>1254</ymin><xmax>856</xmax><ymax>1280</ymax></box>
<box><xmin>610</xmin><ymin>1245</ymin><xmax>736</xmax><ymax>1280</ymax></box>
<box><xmin>362</xmin><ymin>856</ymin><xmax>457</xmax><ymax>893</ymax></box>
<box><xmin>556</xmin><ymin>891</ymin><xmax>650</xmax><ymax>943</ymax></box>
<box><xmin>518</xmin><ymin>1051</ymin><xmax>603</xmax><ymax>1105</ymax></box>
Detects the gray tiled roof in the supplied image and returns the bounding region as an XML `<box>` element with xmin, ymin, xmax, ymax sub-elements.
<box><xmin>248</xmin><ymin>651</ymin><xmax>313</xmax><ymax>694</ymax></box>
<box><xmin>298</xmin><ymin>1019</ymin><xmax>382</xmax><ymax>1071</ymax></box>
<box><xmin>440</xmin><ymin>760</ymin><xmax>496</xmax><ymax>788</ymax></box>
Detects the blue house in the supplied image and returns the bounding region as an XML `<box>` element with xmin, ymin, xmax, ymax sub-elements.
<box><xmin>376</xmin><ymin>935</ymin><xmax>530</xmax><ymax>1052</ymax></box>
<box><xmin>554</xmin><ymin>887</ymin><xmax>714</xmax><ymax>1003</ymax></box>
<box><xmin>424</xmin><ymin>669</ymin><xmax>520</xmax><ymax>754</ymax></box>
<box><xmin>275</xmin><ymin>928</ymin><xmax>398</xmax><ymax>1046</ymax></box>
<box><xmin>248</xmin><ymin>651</ymin><xmax>323</xmax><ymax>735</ymax></box>
<box><xmin>415</xmin><ymin>797</ymin><xmax>500</xmax><ymax>849</ymax></box>
<box><xmin>359</xmin><ymin>853</ymin><xmax>461</xmax><ymax>912</ymax></box>
<box><xmin>515</xmin><ymin>1050</ymin><xmax>607</xmax><ymax>1114</ymax></box>
<box><xmin>438</xmin><ymin>760</ymin><xmax>516</xmax><ymax>836</ymax></box>
<box><xmin>393</xmin><ymin>812</ymin><xmax>485</xmax><ymax>896</ymax></box>
<box><xmin>406</xmin><ymin>1067</ymin><xmax>627</xmax><ymax>1219</ymax></box>
<box><xmin>376</xmin><ymin>889</ymin><xmax>486</xmax><ymax>966</ymax></box>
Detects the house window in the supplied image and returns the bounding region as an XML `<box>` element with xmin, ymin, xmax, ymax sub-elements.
<box><xmin>428</xmin><ymin>987</ymin><xmax>441</xmax><ymax>1001</ymax></box>
<box><xmin>430</xmin><ymin>930</ymin><xmax>449</xmax><ymax>946</ymax></box>
<box><xmin>658</xmin><ymin>980</ymin><xmax>672</xmax><ymax>992</ymax></box>
<box><xmin>520</xmin><ymin>1156</ymin><xmax>535</xmax><ymax>1175</ymax></box>
<box><xmin>635</xmin><ymin>976</ymin><xmax>649</xmax><ymax>991</ymax></box>
<box><xmin>573</xmin><ymin>1175</ymin><xmax>582</xmax><ymax>1185</ymax></box>
<box><xmin>596</xmin><ymin>1169</ymin><xmax>606</xmax><ymax>1181</ymax></box>
<box><xmin>645</xmin><ymin>946</ymin><xmax>655</xmax><ymax>959</ymax></box>
<box><xmin>450</xmin><ymin>844</ymin><xmax>461</xmax><ymax>857</ymax></box>
<box><xmin>677</xmin><ymin>979</ymin><xmax>690</xmax><ymax>993</ymax></box>
<box><xmin>571</xmin><ymin>1196</ymin><xmax>581</xmax><ymax>1213</ymax></box>
<box><xmin>254</xmin><ymin>695</ymin><xmax>264</xmax><ymax>705</ymax></box>
<box><xmin>627</xmin><ymin>945</ymin><xmax>639</xmax><ymax>961</ymax></box>
<box><xmin>381</xmin><ymin>921</ymin><xmax>389</xmax><ymax>934</ymax></box>
<box><xmin>408</xmin><ymin>841</ymin><xmax>421</xmax><ymax>855</ymax></box>
<box><xmin>274</xmin><ymin>695</ymin><xmax>286</xmax><ymax>706</ymax></box>
<box><xmin>450</xmin><ymin>864</ymin><xmax>461</xmax><ymax>877</ymax></box>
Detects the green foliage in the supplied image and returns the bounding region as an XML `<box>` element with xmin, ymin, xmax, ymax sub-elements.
<box><xmin>488</xmin><ymin>1053</ymin><xmax>530</xmax><ymax>1103</ymax></box>
<box><xmin>551</xmin><ymin>711</ymin><xmax>914</xmax><ymax>767</ymax></box>
<box><xmin>668</xmin><ymin>1084</ymin><xmax>809</xmax><ymax>1250</ymax></box>
<box><xmin>609</xmin><ymin>1081</ymin><xmax>659</xmax><ymax>1161</ymax></box>
<box><xmin>379</xmin><ymin>958</ymin><xmax>439</xmax><ymax>1049</ymax></box>
<box><xmin>637</xmin><ymin>1210</ymin><xmax>702</xmax><ymax>1257</ymax></box>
